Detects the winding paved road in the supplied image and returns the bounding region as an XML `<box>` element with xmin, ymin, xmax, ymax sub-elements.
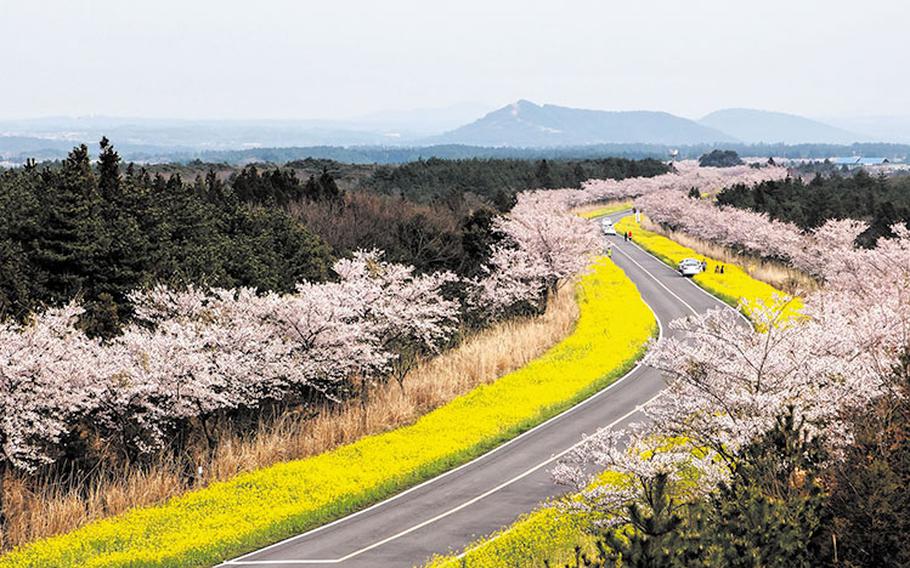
<box><xmin>219</xmin><ymin>212</ymin><xmax>732</xmax><ymax>568</ymax></box>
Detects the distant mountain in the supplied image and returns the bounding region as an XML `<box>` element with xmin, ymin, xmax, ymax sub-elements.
<box><xmin>430</xmin><ymin>100</ymin><xmax>737</xmax><ymax>147</ymax></box>
<box><xmin>699</xmin><ymin>108</ymin><xmax>862</xmax><ymax>144</ymax></box>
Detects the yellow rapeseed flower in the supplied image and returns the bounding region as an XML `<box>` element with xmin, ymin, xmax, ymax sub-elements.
<box><xmin>614</xmin><ymin>216</ymin><xmax>802</xmax><ymax>321</ymax></box>
<box><xmin>1</xmin><ymin>259</ymin><xmax>655</xmax><ymax>568</ymax></box>
<box><xmin>428</xmin><ymin>220</ymin><xmax>802</xmax><ymax>568</ymax></box>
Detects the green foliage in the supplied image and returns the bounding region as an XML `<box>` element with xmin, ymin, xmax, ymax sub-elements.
<box><xmin>551</xmin><ymin>411</ymin><xmax>834</xmax><ymax>568</ymax></box>
<box><xmin>553</xmin><ymin>473</ymin><xmax>694</xmax><ymax>568</ymax></box>
<box><xmin>707</xmin><ymin>412</ymin><xmax>832</xmax><ymax>568</ymax></box>
<box><xmin>716</xmin><ymin>171</ymin><xmax>910</xmax><ymax>245</ymax></box>
<box><xmin>0</xmin><ymin>141</ymin><xmax>333</xmax><ymax>334</ymax></box>
<box><xmin>698</xmin><ymin>149</ymin><xmax>743</xmax><ymax>167</ymax></box>
<box><xmin>303</xmin><ymin>168</ymin><xmax>344</xmax><ymax>202</ymax></box>
<box><xmin>826</xmin><ymin>355</ymin><xmax>910</xmax><ymax>568</ymax></box>
<box><xmin>360</xmin><ymin>157</ymin><xmax>669</xmax><ymax>210</ymax></box>
<box><xmin>230</xmin><ymin>164</ymin><xmax>306</xmax><ymax>205</ymax></box>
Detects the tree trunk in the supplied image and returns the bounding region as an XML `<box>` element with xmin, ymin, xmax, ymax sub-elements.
<box><xmin>360</xmin><ymin>379</ymin><xmax>370</xmax><ymax>431</ymax></box>
<box><xmin>0</xmin><ymin>460</ymin><xmax>6</xmax><ymax>544</ymax></box>
<box><xmin>198</xmin><ymin>414</ymin><xmax>216</xmax><ymax>455</ymax></box>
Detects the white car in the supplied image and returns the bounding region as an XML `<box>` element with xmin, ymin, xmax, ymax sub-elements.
<box><xmin>601</xmin><ymin>218</ymin><xmax>617</xmax><ymax>236</ymax></box>
<box><xmin>677</xmin><ymin>258</ymin><xmax>704</xmax><ymax>277</ymax></box>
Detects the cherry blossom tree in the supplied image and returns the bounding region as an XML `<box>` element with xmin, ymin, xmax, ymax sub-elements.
<box><xmin>635</xmin><ymin>189</ymin><xmax>804</xmax><ymax>262</ymax></box>
<box><xmin>553</xmin><ymin>222</ymin><xmax>910</xmax><ymax>530</ymax></box>
<box><xmin>0</xmin><ymin>303</ymin><xmax>108</xmax><ymax>527</ymax></box>
<box><xmin>333</xmin><ymin>251</ymin><xmax>460</xmax><ymax>388</ymax></box>
<box><xmin>470</xmin><ymin>192</ymin><xmax>601</xmax><ymax>319</ymax></box>
<box><xmin>87</xmin><ymin>250</ymin><xmax>463</xmax><ymax>456</ymax></box>
<box><xmin>103</xmin><ymin>287</ymin><xmax>295</xmax><ymax>454</ymax></box>
<box><xmin>574</xmin><ymin>161</ymin><xmax>789</xmax><ymax>206</ymax></box>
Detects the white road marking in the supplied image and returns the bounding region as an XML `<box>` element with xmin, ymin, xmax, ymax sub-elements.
<box><xmin>220</xmin><ymin>264</ymin><xmax>666</xmax><ymax>566</ymax></box>
<box><xmin>613</xmin><ymin>242</ymin><xmax>699</xmax><ymax>316</ymax></box>
<box><xmin>224</xmin><ymin>218</ymin><xmax>729</xmax><ymax>567</ymax></box>
<box><xmin>226</xmin><ymin>392</ymin><xmax>666</xmax><ymax>565</ymax></box>
<box><xmin>623</xmin><ymin>235</ymin><xmax>755</xmax><ymax>327</ymax></box>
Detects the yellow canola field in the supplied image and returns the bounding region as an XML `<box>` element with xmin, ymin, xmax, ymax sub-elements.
<box><xmin>1</xmin><ymin>258</ymin><xmax>656</xmax><ymax>568</ymax></box>
<box><xmin>614</xmin><ymin>216</ymin><xmax>802</xmax><ymax>320</ymax></box>
<box><xmin>425</xmin><ymin>470</ymin><xmax>629</xmax><ymax>568</ymax></box>
<box><xmin>426</xmin><ymin>218</ymin><xmax>799</xmax><ymax>568</ymax></box>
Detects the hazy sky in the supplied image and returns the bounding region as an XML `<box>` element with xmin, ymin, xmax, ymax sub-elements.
<box><xmin>3</xmin><ymin>0</ymin><xmax>908</xmax><ymax>120</ymax></box>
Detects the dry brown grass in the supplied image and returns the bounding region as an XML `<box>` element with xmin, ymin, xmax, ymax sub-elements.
<box><xmin>2</xmin><ymin>286</ymin><xmax>579</xmax><ymax>551</ymax></box>
<box><xmin>640</xmin><ymin>218</ymin><xmax>817</xmax><ymax>295</ymax></box>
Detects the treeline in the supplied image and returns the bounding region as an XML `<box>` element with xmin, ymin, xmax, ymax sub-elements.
<box><xmin>226</xmin><ymin>162</ymin><xmax>502</xmax><ymax>276</ymax></box>
<box><xmin>717</xmin><ymin>171</ymin><xmax>910</xmax><ymax>245</ymax></box>
<box><xmin>87</xmin><ymin>142</ymin><xmax>910</xmax><ymax>166</ymax></box>
<box><xmin>147</xmin><ymin>156</ymin><xmax>669</xmax><ymax>209</ymax></box>
<box><xmin>146</xmin><ymin>157</ymin><xmax>669</xmax><ymax>277</ymax></box>
<box><xmin>0</xmin><ymin>139</ymin><xmax>333</xmax><ymax>335</ymax></box>
<box><xmin>359</xmin><ymin>157</ymin><xmax>669</xmax><ymax>205</ymax></box>
<box><xmin>0</xmin><ymin>141</ymin><xmax>671</xmax><ymax>336</ymax></box>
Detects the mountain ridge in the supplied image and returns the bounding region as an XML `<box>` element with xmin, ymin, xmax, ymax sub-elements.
<box><xmin>699</xmin><ymin>108</ymin><xmax>862</xmax><ymax>144</ymax></box>
<box><xmin>429</xmin><ymin>100</ymin><xmax>738</xmax><ymax>146</ymax></box>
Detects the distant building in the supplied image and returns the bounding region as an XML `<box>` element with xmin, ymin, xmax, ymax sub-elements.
<box><xmin>830</xmin><ymin>157</ymin><xmax>890</xmax><ymax>169</ymax></box>
<box><xmin>829</xmin><ymin>156</ymin><xmax>909</xmax><ymax>175</ymax></box>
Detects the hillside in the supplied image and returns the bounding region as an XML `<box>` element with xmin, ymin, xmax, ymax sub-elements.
<box><xmin>430</xmin><ymin>100</ymin><xmax>737</xmax><ymax>147</ymax></box>
<box><xmin>699</xmin><ymin>108</ymin><xmax>862</xmax><ymax>144</ymax></box>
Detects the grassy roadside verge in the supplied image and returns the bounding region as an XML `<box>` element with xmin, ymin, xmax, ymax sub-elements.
<box><xmin>1</xmin><ymin>258</ymin><xmax>656</xmax><ymax>568</ymax></box>
<box><xmin>425</xmin><ymin>219</ymin><xmax>798</xmax><ymax>568</ymax></box>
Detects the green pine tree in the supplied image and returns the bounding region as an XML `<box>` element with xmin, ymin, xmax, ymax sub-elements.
<box><xmin>30</xmin><ymin>144</ymin><xmax>105</xmax><ymax>304</ymax></box>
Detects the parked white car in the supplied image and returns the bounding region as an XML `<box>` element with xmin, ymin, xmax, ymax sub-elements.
<box><xmin>601</xmin><ymin>218</ymin><xmax>617</xmax><ymax>235</ymax></box>
<box><xmin>677</xmin><ymin>258</ymin><xmax>704</xmax><ymax>277</ymax></box>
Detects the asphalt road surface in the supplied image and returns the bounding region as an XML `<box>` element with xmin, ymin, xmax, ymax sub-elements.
<box><xmin>219</xmin><ymin>212</ymin><xmax>732</xmax><ymax>568</ymax></box>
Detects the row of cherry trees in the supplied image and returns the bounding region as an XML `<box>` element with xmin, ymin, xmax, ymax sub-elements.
<box><xmin>0</xmin><ymin>162</ymin><xmax>785</xmax><ymax>527</ymax></box>
<box><xmin>554</xmin><ymin>193</ymin><xmax>909</xmax><ymax>555</ymax></box>
<box><xmin>530</xmin><ymin>160</ymin><xmax>789</xmax><ymax>209</ymax></box>
<box><xmin>469</xmin><ymin>192</ymin><xmax>601</xmax><ymax>319</ymax></box>
<box><xmin>634</xmin><ymin>188</ymin><xmax>869</xmax><ymax>280</ymax></box>
<box><xmin>2</xmin><ymin>252</ymin><xmax>457</xmax><ymax>471</ymax></box>
<box><xmin>1</xmin><ymin>196</ymin><xmax>601</xmax><ymax>482</ymax></box>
